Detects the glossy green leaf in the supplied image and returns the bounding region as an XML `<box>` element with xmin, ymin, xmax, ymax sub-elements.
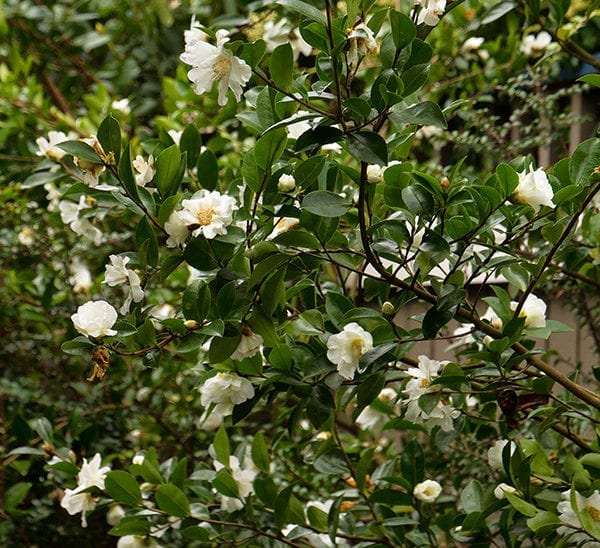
<box><xmin>302</xmin><ymin>190</ymin><xmax>350</xmax><ymax>217</ymax></box>
<box><xmin>270</xmin><ymin>43</ymin><xmax>293</xmax><ymax>91</ymax></box>
<box><xmin>105</xmin><ymin>470</ymin><xmax>142</xmax><ymax>506</ymax></box>
<box><xmin>57</xmin><ymin>140</ymin><xmax>102</xmax><ymax>163</ymax></box>
<box><xmin>346</xmin><ymin>131</ymin><xmax>388</xmax><ymax>165</ymax></box>
<box><xmin>97</xmin><ymin>114</ymin><xmax>121</xmax><ymax>164</ymax></box>
<box><xmin>155</xmin><ymin>145</ymin><xmax>182</xmax><ymax>198</ymax></box>
<box><xmin>155</xmin><ymin>484</ymin><xmax>190</xmax><ymax>517</ymax></box>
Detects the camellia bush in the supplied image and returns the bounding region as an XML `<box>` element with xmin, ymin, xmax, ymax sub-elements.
<box><xmin>3</xmin><ymin>0</ymin><xmax>600</xmax><ymax>546</ymax></box>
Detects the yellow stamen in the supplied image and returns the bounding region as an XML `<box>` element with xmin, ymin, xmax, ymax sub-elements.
<box><xmin>350</xmin><ymin>338</ymin><xmax>364</xmax><ymax>359</ymax></box>
<box><xmin>197</xmin><ymin>207</ymin><xmax>215</xmax><ymax>226</ymax></box>
<box><xmin>213</xmin><ymin>56</ymin><xmax>231</xmax><ymax>78</ymax></box>
<box><xmin>587</xmin><ymin>506</ymin><xmax>600</xmax><ymax>521</ymax></box>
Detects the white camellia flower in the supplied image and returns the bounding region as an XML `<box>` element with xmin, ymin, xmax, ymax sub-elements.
<box><xmin>402</xmin><ymin>356</ymin><xmax>460</xmax><ymax>432</ymax></box>
<box><xmin>520</xmin><ymin>31</ymin><xmax>552</xmax><ymax>56</ymax></box>
<box><xmin>487</xmin><ymin>439</ymin><xmax>517</xmax><ymax>470</ymax></box>
<box><xmin>36</xmin><ymin>130</ymin><xmax>77</xmax><ymax>161</ymax></box>
<box><xmin>58</xmin><ymin>196</ymin><xmax>103</xmax><ymax>245</ymax></box>
<box><xmin>164</xmin><ymin>210</ymin><xmax>190</xmax><ymax>248</ymax></box>
<box><xmin>462</xmin><ymin>36</ymin><xmax>489</xmax><ymax>61</ymax></box>
<box><xmin>61</xmin><ymin>453</ymin><xmax>111</xmax><ymax>527</ymax></box>
<box><xmin>346</xmin><ymin>22</ymin><xmax>378</xmax><ymax>71</ymax></box>
<box><xmin>68</xmin><ymin>257</ymin><xmax>93</xmax><ymax>293</ymax></box>
<box><xmin>61</xmin><ymin>489</ymin><xmax>97</xmax><ymax>527</ymax></box>
<box><xmin>180</xmin><ymin>24</ymin><xmax>252</xmax><ymax>106</ymax></box>
<box><xmin>71</xmin><ymin>300</ymin><xmax>118</xmax><ymax>339</ymax></box>
<box><xmin>512</xmin><ymin>165</ymin><xmax>554</xmax><ymax>211</ymax></box>
<box><xmin>326</xmin><ymin>322</ymin><xmax>373</xmax><ymax>380</ymax></box>
<box><xmin>168</xmin><ymin>129</ymin><xmax>183</xmax><ymax>146</ymax></box>
<box><xmin>106</xmin><ymin>504</ymin><xmax>126</xmax><ymax>526</ymax></box>
<box><xmin>17</xmin><ymin>227</ymin><xmax>34</xmax><ymax>247</ymax></box>
<box><xmin>415</xmin><ymin>0</ymin><xmax>447</xmax><ymax>26</ymax></box>
<box><xmin>111</xmin><ymin>98</ymin><xmax>131</xmax><ymax>115</ymax></box>
<box><xmin>77</xmin><ymin>453</ymin><xmax>111</xmax><ymax>490</ymax></box>
<box><xmin>213</xmin><ymin>454</ymin><xmax>258</xmax><ymax>512</ymax></box>
<box><xmin>177</xmin><ymin>190</ymin><xmax>238</xmax><ymax>240</ymax></box>
<box><xmin>414</xmin><ymin>480</ymin><xmax>442</xmax><ymax>503</ymax></box>
<box><xmin>268</xmin><ymin>217</ymin><xmax>300</xmax><ymax>240</ymax></box>
<box><xmin>263</xmin><ymin>18</ymin><xmax>312</xmax><ymax>60</ymax></box>
<box><xmin>356</xmin><ymin>387</ymin><xmax>398</xmax><ymax>432</ymax></box>
<box><xmin>366</xmin><ymin>164</ymin><xmax>384</xmax><ymax>184</ymax></box>
<box><xmin>230</xmin><ymin>327</ymin><xmax>264</xmax><ymax>361</ymax></box>
<box><xmin>494</xmin><ymin>483</ymin><xmax>518</xmax><ymax>500</ymax></box>
<box><xmin>104</xmin><ymin>254</ymin><xmax>145</xmax><ymax>314</ymax></box>
<box><xmin>557</xmin><ymin>489</ymin><xmax>600</xmax><ymax>546</ymax></box>
<box><xmin>199</xmin><ymin>372</ymin><xmax>255</xmax><ymax>417</ymax></box>
<box><xmin>277</xmin><ymin>173</ymin><xmax>296</xmax><ymax>193</ymax></box>
<box><xmin>133</xmin><ymin>155</ymin><xmax>155</xmax><ymax>187</ymax></box>
<box><xmin>117</xmin><ymin>536</ymin><xmax>159</xmax><ymax>548</ymax></box>
<box><xmin>510</xmin><ymin>293</ymin><xmax>547</xmax><ymax>329</ymax></box>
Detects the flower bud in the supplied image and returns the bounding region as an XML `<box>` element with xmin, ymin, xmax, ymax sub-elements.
<box><xmin>106</xmin><ymin>504</ymin><xmax>126</xmax><ymax>526</ymax></box>
<box><xmin>184</xmin><ymin>319</ymin><xmax>200</xmax><ymax>330</ymax></box>
<box><xmin>340</xmin><ymin>501</ymin><xmax>356</xmax><ymax>512</ymax></box>
<box><xmin>382</xmin><ymin>301</ymin><xmax>395</xmax><ymax>315</ymax></box>
<box><xmin>277</xmin><ymin>173</ymin><xmax>296</xmax><ymax>192</ymax></box>
<box><xmin>43</xmin><ymin>443</ymin><xmax>54</xmax><ymax>453</ymax></box>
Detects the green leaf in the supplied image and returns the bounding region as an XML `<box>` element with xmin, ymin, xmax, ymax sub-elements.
<box><xmin>481</xmin><ymin>1</ymin><xmax>516</xmax><ymax>24</ymax></box>
<box><xmin>294</xmin><ymin>155</ymin><xmax>327</xmax><ymax>189</ymax></box>
<box><xmin>270</xmin><ymin>43</ymin><xmax>294</xmax><ymax>91</ymax></box>
<box><xmin>402</xmin><ymin>184</ymin><xmax>434</xmax><ymax>215</ymax></box>
<box><xmin>578</xmin><ymin>74</ymin><xmax>600</xmax><ymax>88</ymax></box>
<box><xmin>33</xmin><ymin>417</ymin><xmax>53</xmax><ymax>444</ymax></box>
<box><xmin>255</xmin><ymin>129</ymin><xmax>287</xmax><ymax>171</ymax></box>
<box><xmin>213</xmin><ymin>469</ymin><xmax>239</xmax><ymax>498</ymax></box>
<box><xmin>391</xmin><ymin>101</ymin><xmax>446</xmax><ymax>129</ymax></box>
<box><xmin>155</xmin><ymin>484</ymin><xmax>190</xmax><ymax>517</ymax></box>
<box><xmin>254</xmin><ymin>476</ymin><xmax>278</xmax><ymax>506</ymax></box>
<box><xmin>302</xmin><ymin>190</ymin><xmax>351</xmax><ymax>217</ymax></box>
<box><xmin>401</xmin><ymin>439</ymin><xmax>424</xmax><ymax>487</ymax></box>
<box><xmin>313</xmin><ymin>448</ymin><xmax>349</xmax><ymax>475</ymax></box>
<box><xmin>105</xmin><ymin>470</ymin><xmax>142</xmax><ymax>506</ymax></box>
<box><xmin>401</xmin><ymin>64</ymin><xmax>430</xmax><ymax>96</ymax></box>
<box><xmin>61</xmin><ymin>337</ymin><xmax>95</xmax><ymax>356</ymax></box>
<box><xmin>4</xmin><ymin>482</ymin><xmax>32</xmax><ymax>511</ymax></box>
<box><xmin>569</xmin><ymin>138</ymin><xmax>600</xmax><ymax>186</ymax></box>
<box><xmin>182</xmin><ymin>280</ymin><xmax>211</xmax><ymax>323</ymax></box>
<box><xmin>460</xmin><ymin>480</ymin><xmax>483</xmax><ymax>513</ymax></box>
<box><xmin>213</xmin><ymin>425</ymin><xmax>230</xmax><ymax>467</ymax></box>
<box><xmin>97</xmin><ymin>115</ymin><xmax>121</xmax><ymax>164</ymax></box>
<box><xmin>155</xmin><ymin>145</ymin><xmax>182</xmax><ymax>198</ymax></box>
<box><xmin>57</xmin><ymin>140</ymin><xmax>102</xmax><ymax>163</ymax></box>
<box><xmin>118</xmin><ymin>144</ymin><xmax>140</xmax><ymax>201</ymax></box>
<box><xmin>504</xmin><ymin>491</ymin><xmax>537</xmax><ymax>517</ymax></box>
<box><xmin>346</xmin><ymin>131</ymin><xmax>388</xmax><ymax>165</ymax></box>
<box><xmin>180</xmin><ymin>125</ymin><xmax>202</xmax><ymax>169</ymax></box>
<box><xmin>276</xmin><ymin>0</ymin><xmax>327</xmax><ymax>24</ymax></box>
<box><xmin>390</xmin><ymin>10</ymin><xmax>416</xmax><ymax>49</ymax></box>
<box><xmin>197</xmin><ymin>149</ymin><xmax>219</xmax><ymax>191</ymax></box>
<box><xmin>526</xmin><ymin>510</ymin><xmax>561</xmax><ymax>536</ymax></box>
<box><xmin>251</xmin><ymin>431</ymin><xmax>270</xmax><ymax>473</ymax></box>
<box><xmin>108</xmin><ymin>517</ymin><xmax>150</xmax><ymax>537</ymax></box>
<box><xmin>209</xmin><ymin>335</ymin><xmax>240</xmax><ymax>363</ymax></box>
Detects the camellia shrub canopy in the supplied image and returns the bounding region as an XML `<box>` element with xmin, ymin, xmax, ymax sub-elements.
<box><xmin>2</xmin><ymin>0</ymin><xmax>600</xmax><ymax>546</ymax></box>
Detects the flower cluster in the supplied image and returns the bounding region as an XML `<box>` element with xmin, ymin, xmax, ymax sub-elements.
<box><xmin>402</xmin><ymin>355</ymin><xmax>460</xmax><ymax>432</ymax></box>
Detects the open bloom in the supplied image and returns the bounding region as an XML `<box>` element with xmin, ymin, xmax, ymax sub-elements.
<box><xmin>402</xmin><ymin>356</ymin><xmax>460</xmax><ymax>432</ymax></box>
<box><xmin>230</xmin><ymin>326</ymin><xmax>264</xmax><ymax>361</ymax></box>
<box><xmin>356</xmin><ymin>387</ymin><xmax>398</xmax><ymax>432</ymax></box>
<box><xmin>68</xmin><ymin>257</ymin><xmax>93</xmax><ymax>293</ymax></box>
<box><xmin>213</xmin><ymin>453</ymin><xmax>258</xmax><ymax>512</ymax></box>
<box><xmin>71</xmin><ymin>300</ymin><xmax>118</xmax><ymax>339</ymax></box>
<box><xmin>133</xmin><ymin>155</ymin><xmax>155</xmax><ymax>187</ymax></box>
<box><xmin>557</xmin><ymin>489</ymin><xmax>600</xmax><ymax>545</ymax></box>
<box><xmin>414</xmin><ymin>480</ymin><xmax>442</xmax><ymax>502</ymax></box>
<box><xmin>104</xmin><ymin>255</ymin><xmax>145</xmax><ymax>314</ymax></box>
<box><xmin>326</xmin><ymin>322</ymin><xmax>373</xmax><ymax>380</ymax></box>
<box><xmin>36</xmin><ymin>130</ymin><xmax>77</xmax><ymax>161</ymax></box>
<box><xmin>346</xmin><ymin>22</ymin><xmax>378</xmax><ymax>71</ymax></box>
<box><xmin>415</xmin><ymin>0</ymin><xmax>447</xmax><ymax>26</ymax></box>
<box><xmin>58</xmin><ymin>196</ymin><xmax>103</xmax><ymax>245</ymax></box>
<box><xmin>512</xmin><ymin>165</ymin><xmax>554</xmax><ymax>211</ymax></box>
<box><xmin>199</xmin><ymin>372</ymin><xmax>255</xmax><ymax>417</ymax></box>
<box><xmin>60</xmin><ymin>453</ymin><xmax>110</xmax><ymax>527</ymax></box>
<box><xmin>180</xmin><ymin>24</ymin><xmax>252</xmax><ymax>106</ymax></box>
<box><xmin>164</xmin><ymin>210</ymin><xmax>190</xmax><ymax>248</ymax></box>
<box><xmin>263</xmin><ymin>18</ymin><xmax>312</xmax><ymax>59</ymax></box>
<box><xmin>177</xmin><ymin>190</ymin><xmax>238</xmax><ymax>240</ymax></box>
<box><xmin>510</xmin><ymin>294</ymin><xmax>547</xmax><ymax>329</ymax></box>
<box><xmin>520</xmin><ymin>31</ymin><xmax>552</xmax><ymax>56</ymax></box>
